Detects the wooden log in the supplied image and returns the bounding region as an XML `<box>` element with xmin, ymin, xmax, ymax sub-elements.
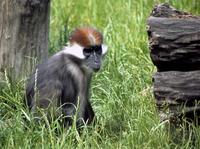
<box><xmin>153</xmin><ymin>70</ymin><xmax>200</xmax><ymax>105</ymax></box>
<box><xmin>153</xmin><ymin>70</ymin><xmax>200</xmax><ymax>122</ymax></box>
<box><xmin>147</xmin><ymin>3</ymin><xmax>200</xmax><ymax>71</ymax></box>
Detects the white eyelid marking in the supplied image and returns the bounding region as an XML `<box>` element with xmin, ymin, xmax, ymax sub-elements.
<box><xmin>102</xmin><ymin>44</ymin><xmax>108</xmax><ymax>55</ymax></box>
<box><xmin>63</xmin><ymin>43</ymin><xmax>85</xmax><ymax>59</ymax></box>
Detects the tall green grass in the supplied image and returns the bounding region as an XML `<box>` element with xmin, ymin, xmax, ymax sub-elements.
<box><xmin>0</xmin><ymin>0</ymin><xmax>200</xmax><ymax>148</ymax></box>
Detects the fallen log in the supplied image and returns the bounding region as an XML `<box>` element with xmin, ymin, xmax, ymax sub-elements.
<box><xmin>147</xmin><ymin>4</ymin><xmax>200</xmax><ymax>126</ymax></box>
<box><xmin>153</xmin><ymin>71</ymin><xmax>200</xmax><ymax>105</ymax></box>
<box><xmin>147</xmin><ymin>3</ymin><xmax>200</xmax><ymax>71</ymax></box>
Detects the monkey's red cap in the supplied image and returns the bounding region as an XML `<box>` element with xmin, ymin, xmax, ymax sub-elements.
<box><xmin>69</xmin><ymin>27</ymin><xmax>103</xmax><ymax>47</ymax></box>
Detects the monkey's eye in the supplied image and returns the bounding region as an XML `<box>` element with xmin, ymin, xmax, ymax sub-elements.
<box><xmin>94</xmin><ymin>46</ymin><xmax>102</xmax><ymax>55</ymax></box>
<box><xmin>83</xmin><ymin>48</ymin><xmax>92</xmax><ymax>57</ymax></box>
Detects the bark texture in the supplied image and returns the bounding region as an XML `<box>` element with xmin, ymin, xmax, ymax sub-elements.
<box><xmin>154</xmin><ymin>71</ymin><xmax>200</xmax><ymax>104</ymax></box>
<box><xmin>147</xmin><ymin>3</ymin><xmax>200</xmax><ymax>71</ymax></box>
<box><xmin>0</xmin><ymin>0</ymin><xmax>50</xmax><ymax>80</ymax></box>
<box><xmin>147</xmin><ymin>3</ymin><xmax>200</xmax><ymax>124</ymax></box>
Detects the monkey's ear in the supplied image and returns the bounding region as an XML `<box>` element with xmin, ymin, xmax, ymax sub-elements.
<box><xmin>102</xmin><ymin>44</ymin><xmax>108</xmax><ymax>55</ymax></box>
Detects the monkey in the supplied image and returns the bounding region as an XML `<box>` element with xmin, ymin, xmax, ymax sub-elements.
<box><xmin>25</xmin><ymin>27</ymin><xmax>108</xmax><ymax>127</ymax></box>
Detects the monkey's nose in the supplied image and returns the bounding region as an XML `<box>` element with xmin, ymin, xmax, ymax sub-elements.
<box><xmin>93</xmin><ymin>63</ymin><xmax>100</xmax><ymax>72</ymax></box>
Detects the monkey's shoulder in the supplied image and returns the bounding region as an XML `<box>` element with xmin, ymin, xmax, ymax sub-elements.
<box><xmin>34</xmin><ymin>55</ymin><xmax>77</xmax><ymax>77</ymax></box>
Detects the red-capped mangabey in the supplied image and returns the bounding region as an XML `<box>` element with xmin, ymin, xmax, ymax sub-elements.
<box><xmin>25</xmin><ymin>27</ymin><xmax>108</xmax><ymax>127</ymax></box>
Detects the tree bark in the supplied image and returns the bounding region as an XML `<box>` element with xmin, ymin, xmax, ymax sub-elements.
<box><xmin>147</xmin><ymin>3</ymin><xmax>200</xmax><ymax>125</ymax></box>
<box><xmin>153</xmin><ymin>71</ymin><xmax>200</xmax><ymax>104</ymax></box>
<box><xmin>147</xmin><ymin>3</ymin><xmax>200</xmax><ymax>71</ymax></box>
<box><xmin>0</xmin><ymin>0</ymin><xmax>50</xmax><ymax>80</ymax></box>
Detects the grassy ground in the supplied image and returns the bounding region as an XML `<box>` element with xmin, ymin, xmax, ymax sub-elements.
<box><xmin>1</xmin><ymin>0</ymin><xmax>200</xmax><ymax>148</ymax></box>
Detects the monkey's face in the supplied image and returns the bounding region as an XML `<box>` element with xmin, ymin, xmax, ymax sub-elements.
<box><xmin>65</xmin><ymin>27</ymin><xmax>108</xmax><ymax>72</ymax></box>
<box><xmin>63</xmin><ymin>43</ymin><xmax>107</xmax><ymax>72</ymax></box>
<box><xmin>83</xmin><ymin>45</ymin><xmax>103</xmax><ymax>72</ymax></box>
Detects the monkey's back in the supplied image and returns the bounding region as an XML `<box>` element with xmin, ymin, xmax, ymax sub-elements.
<box><xmin>25</xmin><ymin>53</ymin><xmax>79</xmax><ymax>111</ymax></box>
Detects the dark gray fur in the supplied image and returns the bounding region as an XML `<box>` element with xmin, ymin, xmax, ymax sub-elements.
<box><xmin>25</xmin><ymin>52</ymin><xmax>96</xmax><ymax>126</ymax></box>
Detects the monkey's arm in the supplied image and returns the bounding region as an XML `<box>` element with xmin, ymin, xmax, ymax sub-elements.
<box><xmin>85</xmin><ymin>101</ymin><xmax>95</xmax><ymax>124</ymax></box>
